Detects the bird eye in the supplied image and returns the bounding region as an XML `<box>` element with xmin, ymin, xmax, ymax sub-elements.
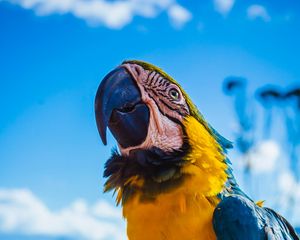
<box><xmin>169</xmin><ymin>88</ymin><xmax>180</xmax><ymax>101</ymax></box>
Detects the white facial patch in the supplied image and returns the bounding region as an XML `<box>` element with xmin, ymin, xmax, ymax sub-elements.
<box><xmin>119</xmin><ymin>63</ymin><xmax>184</xmax><ymax>155</ymax></box>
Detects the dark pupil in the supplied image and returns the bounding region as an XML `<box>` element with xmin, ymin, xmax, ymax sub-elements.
<box><xmin>170</xmin><ymin>90</ymin><xmax>179</xmax><ymax>99</ymax></box>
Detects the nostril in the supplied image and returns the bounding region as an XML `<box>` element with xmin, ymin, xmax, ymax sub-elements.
<box><xmin>122</xmin><ymin>103</ymin><xmax>135</xmax><ymax>112</ymax></box>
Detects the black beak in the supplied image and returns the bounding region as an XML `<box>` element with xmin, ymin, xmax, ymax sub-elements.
<box><xmin>95</xmin><ymin>67</ymin><xmax>150</xmax><ymax>148</ymax></box>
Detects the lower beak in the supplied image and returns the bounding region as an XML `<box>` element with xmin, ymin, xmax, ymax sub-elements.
<box><xmin>95</xmin><ymin>67</ymin><xmax>150</xmax><ymax>148</ymax></box>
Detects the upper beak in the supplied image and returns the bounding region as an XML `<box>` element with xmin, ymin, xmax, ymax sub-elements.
<box><xmin>95</xmin><ymin>66</ymin><xmax>150</xmax><ymax>148</ymax></box>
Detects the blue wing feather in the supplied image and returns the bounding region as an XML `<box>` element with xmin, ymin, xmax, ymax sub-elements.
<box><xmin>213</xmin><ymin>195</ymin><xmax>299</xmax><ymax>240</ymax></box>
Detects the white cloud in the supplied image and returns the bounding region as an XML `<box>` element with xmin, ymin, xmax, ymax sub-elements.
<box><xmin>167</xmin><ymin>4</ymin><xmax>192</xmax><ymax>28</ymax></box>
<box><xmin>214</xmin><ymin>0</ymin><xmax>235</xmax><ymax>15</ymax></box>
<box><xmin>247</xmin><ymin>4</ymin><xmax>271</xmax><ymax>22</ymax></box>
<box><xmin>278</xmin><ymin>171</ymin><xmax>300</xmax><ymax>224</ymax></box>
<box><xmin>246</xmin><ymin>140</ymin><xmax>280</xmax><ymax>173</ymax></box>
<box><xmin>0</xmin><ymin>188</ymin><xmax>125</xmax><ymax>240</ymax></box>
<box><xmin>278</xmin><ymin>172</ymin><xmax>299</xmax><ymax>195</ymax></box>
<box><xmin>2</xmin><ymin>0</ymin><xmax>192</xmax><ymax>29</ymax></box>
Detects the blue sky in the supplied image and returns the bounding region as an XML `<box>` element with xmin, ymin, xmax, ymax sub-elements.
<box><xmin>1</xmin><ymin>0</ymin><xmax>300</xmax><ymax>239</ymax></box>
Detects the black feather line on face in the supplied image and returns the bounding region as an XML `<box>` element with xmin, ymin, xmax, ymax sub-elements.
<box><xmin>103</xmin><ymin>142</ymin><xmax>190</xmax><ymax>204</ymax></box>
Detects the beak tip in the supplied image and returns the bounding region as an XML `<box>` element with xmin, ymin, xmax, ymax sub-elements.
<box><xmin>101</xmin><ymin>135</ymin><xmax>108</xmax><ymax>146</ymax></box>
<box><xmin>97</xmin><ymin>119</ymin><xmax>108</xmax><ymax>146</ymax></box>
<box><xmin>95</xmin><ymin>96</ymin><xmax>109</xmax><ymax>146</ymax></box>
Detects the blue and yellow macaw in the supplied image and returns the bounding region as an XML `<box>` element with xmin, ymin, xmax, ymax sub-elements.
<box><xmin>95</xmin><ymin>60</ymin><xmax>299</xmax><ymax>240</ymax></box>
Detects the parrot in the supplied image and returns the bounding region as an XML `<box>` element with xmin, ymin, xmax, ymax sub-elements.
<box><xmin>94</xmin><ymin>60</ymin><xmax>299</xmax><ymax>240</ymax></box>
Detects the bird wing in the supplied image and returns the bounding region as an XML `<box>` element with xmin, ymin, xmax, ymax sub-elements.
<box><xmin>213</xmin><ymin>195</ymin><xmax>299</xmax><ymax>240</ymax></box>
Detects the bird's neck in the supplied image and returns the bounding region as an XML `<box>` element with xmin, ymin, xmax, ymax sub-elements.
<box><xmin>181</xmin><ymin>116</ymin><xmax>229</xmax><ymax>197</ymax></box>
<box><xmin>182</xmin><ymin>116</ymin><xmax>247</xmax><ymax>200</ymax></box>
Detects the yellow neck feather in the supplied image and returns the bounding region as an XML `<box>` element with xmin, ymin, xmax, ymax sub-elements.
<box><xmin>181</xmin><ymin>116</ymin><xmax>228</xmax><ymax>196</ymax></box>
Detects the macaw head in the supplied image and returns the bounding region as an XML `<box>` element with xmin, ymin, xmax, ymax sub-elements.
<box><xmin>95</xmin><ymin>60</ymin><xmax>232</xmax><ymax>204</ymax></box>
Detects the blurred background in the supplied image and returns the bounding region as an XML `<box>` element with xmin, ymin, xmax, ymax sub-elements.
<box><xmin>0</xmin><ymin>0</ymin><xmax>300</xmax><ymax>239</ymax></box>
